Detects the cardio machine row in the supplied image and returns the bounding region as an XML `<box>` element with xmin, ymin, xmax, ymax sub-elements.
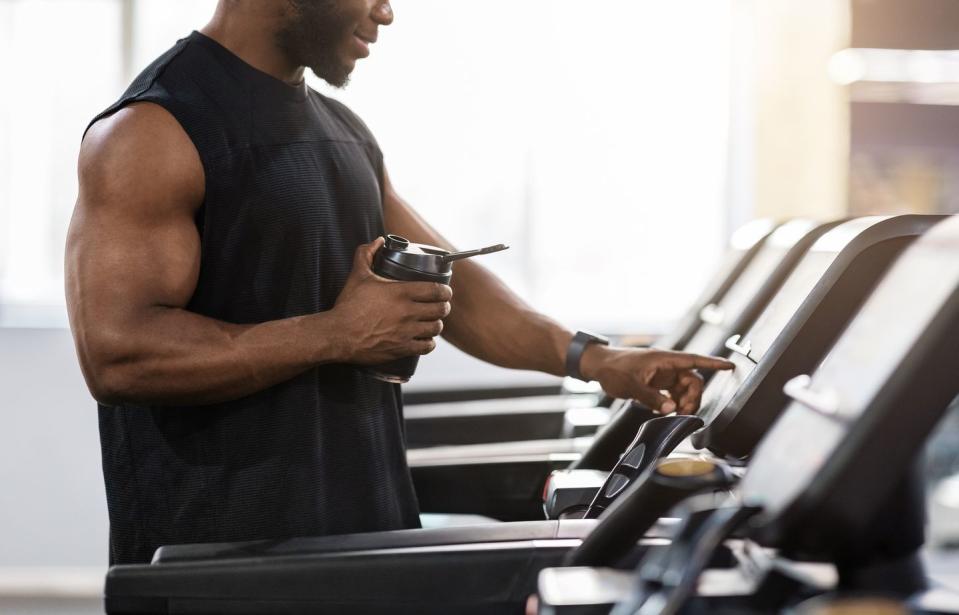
<box><xmin>104</xmin><ymin>214</ymin><xmax>959</xmax><ymax>614</ymax></box>
<box><xmin>406</xmin><ymin>217</ymin><xmax>818</xmax><ymax>522</ymax></box>
<box><xmin>407</xmin><ymin>214</ymin><xmax>938</xmax><ymax>522</ymax></box>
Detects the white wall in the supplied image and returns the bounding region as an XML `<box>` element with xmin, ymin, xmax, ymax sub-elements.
<box><xmin>0</xmin><ymin>328</ymin><xmax>108</xmax><ymax>567</ymax></box>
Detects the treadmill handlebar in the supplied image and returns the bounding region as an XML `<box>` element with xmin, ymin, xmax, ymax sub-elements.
<box><xmin>565</xmin><ymin>457</ymin><xmax>736</xmax><ymax>568</ymax></box>
<box><xmin>584</xmin><ymin>414</ymin><xmax>706</xmax><ymax>518</ymax></box>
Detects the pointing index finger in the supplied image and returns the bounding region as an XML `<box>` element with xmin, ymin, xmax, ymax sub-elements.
<box><xmin>667</xmin><ymin>352</ymin><xmax>735</xmax><ymax>371</ymax></box>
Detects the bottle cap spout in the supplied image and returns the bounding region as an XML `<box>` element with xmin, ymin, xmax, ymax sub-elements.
<box><xmin>441</xmin><ymin>243</ymin><xmax>509</xmax><ymax>264</ymax></box>
<box><xmin>384</xmin><ymin>234</ymin><xmax>410</xmax><ymax>251</ymax></box>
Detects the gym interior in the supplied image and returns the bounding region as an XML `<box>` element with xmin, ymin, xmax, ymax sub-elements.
<box><xmin>2</xmin><ymin>1</ymin><xmax>959</xmax><ymax>613</ymax></box>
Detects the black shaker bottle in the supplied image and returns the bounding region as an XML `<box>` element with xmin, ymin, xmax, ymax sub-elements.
<box><xmin>366</xmin><ymin>234</ymin><xmax>508</xmax><ymax>383</ymax></box>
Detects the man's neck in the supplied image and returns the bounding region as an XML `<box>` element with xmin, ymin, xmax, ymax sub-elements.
<box><xmin>201</xmin><ymin>4</ymin><xmax>305</xmax><ymax>86</ymax></box>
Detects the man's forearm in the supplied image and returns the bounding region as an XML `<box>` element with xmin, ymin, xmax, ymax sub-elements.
<box><xmin>75</xmin><ymin>307</ymin><xmax>343</xmax><ymax>407</ymax></box>
<box><xmin>442</xmin><ymin>259</ymin><xmax>573</xmax><ymax>377</ymax></box>
<box><xmin>380</xmin><ymin>185</ymin><xmax>574</xmax><ymax>376</ymax></box>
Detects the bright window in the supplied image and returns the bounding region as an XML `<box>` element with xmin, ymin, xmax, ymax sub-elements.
<box><xmin>0</xmin><ymin>1</ymin><xmax>731</xmax><ymax>333</ymax></box>
<box><xmin>0</xmin><ymin>0</ymin><xmax>123</xmax><ymax>325</ymax></box>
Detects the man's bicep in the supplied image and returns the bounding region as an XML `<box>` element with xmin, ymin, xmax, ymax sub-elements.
<box><xmin>67</xmin><ymin>199</ymin><xmax>201</xmax><ymax>316</ymax></box>
<box><xmin>68</xmin><ymin>104</ymin><xmax>205</xmax><ymax>329</ymax></box>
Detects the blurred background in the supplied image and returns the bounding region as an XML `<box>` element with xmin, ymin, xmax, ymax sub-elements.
<box><xmin>0</xmin><ymin>0</ymin><xmax>958</xmax><ymax>612</ymax></box>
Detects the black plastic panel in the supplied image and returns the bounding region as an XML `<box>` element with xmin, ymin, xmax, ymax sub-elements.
<box><xmin>104</xmin><ymin>524</ymin><xmax>672</xmax><ymax>614</ymax></box>
<box><xmin>413</xmin><ymin>456</ymin><xmax>571</xmax><ymax>520</ymax></box>
<box><xmin>154</xmin><ymin>520</ymin><xmax>565</xmax><ymax>563</ymax></box>
<box><xmin>407</xmin><ymin>409</ymin><xmax>569</xmax><ymax>448</ymax></box>
<box><xmin>405</xmin><ymin>394</ymin><xmax>602</xmax><ymax>448</ymax></box>
<box><xmin>108</xmin><ymin>540</ymin><xmax>571</xmax><ymax>615</ymax></box>
<box><xmin>403</xmin><ymin>383</ymin><xmax>564</xmax><ymax>406</ymax></box>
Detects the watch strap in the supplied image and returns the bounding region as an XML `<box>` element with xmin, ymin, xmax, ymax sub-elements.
<box><xmin>566</xmin><ymin>330</ymin><xmax>610</xmax><ymax>382</ymax></box>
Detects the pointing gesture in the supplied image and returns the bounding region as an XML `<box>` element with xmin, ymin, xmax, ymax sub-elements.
<box><xmin>580</xmin><ymin>347</ymin><xmax>735</xmax><ymax>414</ymax></box>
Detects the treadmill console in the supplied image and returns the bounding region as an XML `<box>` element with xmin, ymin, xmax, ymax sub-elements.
<box><xmin>741</xmin><ymin>216</ymin><xmax>959</xmax><ymax>554</ymax></box>
<box><xmin>694</xmin><ymin>247</ymin><xmax>842</xmax><ymax>427</ymax></box>
<box><xmin>693</xmin><ymin>215</ymin><xmax>945</xmax><ymax>457</ymax></box>
<box><xmin>693</xmin><ymin>223</ymin><xmax>871</xmax><ymax>430</ymax></box>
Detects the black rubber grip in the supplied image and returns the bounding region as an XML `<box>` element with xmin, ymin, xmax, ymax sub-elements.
<box><xmin>565</xmin><ymin>459</ymin><xmax>735</xmax><ymax>567</ymax></box>
<box><xmin>585</xmin><ymin>414</ymin><xmax>705</xmax><ymax>518</ymax></box>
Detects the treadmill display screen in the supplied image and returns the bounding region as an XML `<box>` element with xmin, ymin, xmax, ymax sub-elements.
<box><xmin>741</xmin><ymin>250</ymin><xmax>837</xmax><ymax>361</ymax></box>
<box><xmin>696</xmin><ymin>351</ymin><xmax>755</xmax><ymax>425</ymax></box>
<box><xmin>696</xmin><ymin>250</ymin><xmax>838</xmax><ymax>427</ymax></box>
<box><xmin>740</xmin><ymin>220</ymin><xmax>959</xmax><ymax>520</ymax></box>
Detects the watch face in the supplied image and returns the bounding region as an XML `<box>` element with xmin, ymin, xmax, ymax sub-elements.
<box><xmin>580</xmin><ymin>331</ymin><xmax>609</xmax><ymax>346</ymax></box>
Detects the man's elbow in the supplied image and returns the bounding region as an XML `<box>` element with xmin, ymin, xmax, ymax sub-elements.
<box><xmin>88</xmin><ymin>382</ymin><xmax>122</xmax><ymax>407</ymax></box>
<box><xmin>74</xmin><ymin>332</ymin><xmax>145</xmax><ymax>406</ymax></box>
<box><xmin>81</xmin><ymin>356</ymin><xmax>137</xmax><ymax>406</ymax></box>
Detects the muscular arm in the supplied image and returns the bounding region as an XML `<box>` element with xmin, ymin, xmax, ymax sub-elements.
<box><xmin>68</xmin><ymin>104</ymin><xmax>447</xmax><ymax>406</ymax></box>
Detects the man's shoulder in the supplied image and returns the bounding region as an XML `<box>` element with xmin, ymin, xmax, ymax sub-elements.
<box><xmin>80</xmin><ymin>103</ymin><xmax>204</xmax><ymax>214</ymax></box>
<box><xmin>310</xmin><ymin>91</ymin><xmax>379</xmax><ymax>147</ymax></box>
<box><xmin>83</xmin><ymin>102</ymin><xmax>192</xmax><ymax>157</ymax></box>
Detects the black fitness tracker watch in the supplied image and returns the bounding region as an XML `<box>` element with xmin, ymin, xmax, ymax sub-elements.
<box><xmin>566</xmin><ymin>330</ymin><xmax>610</xmax><ymax>382</ymax></box>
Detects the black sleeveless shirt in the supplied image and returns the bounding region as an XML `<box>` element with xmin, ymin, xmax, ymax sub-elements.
<box><xmin>87</xmin><ymin>32</ymin><xmax>420</xmax><ymax>565</ymax></box>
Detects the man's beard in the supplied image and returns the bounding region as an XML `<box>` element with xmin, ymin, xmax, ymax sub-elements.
<box><xmin>276</xmin><ymin>0</ymin><xmax>354</xmax><ymax>88</ymax></box>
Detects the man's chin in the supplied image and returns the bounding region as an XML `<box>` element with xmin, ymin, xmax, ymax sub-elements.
<box><xmin>311</xmin><ymin>63</ymin><xmax>353</xmax><ymax>89</ymax></box>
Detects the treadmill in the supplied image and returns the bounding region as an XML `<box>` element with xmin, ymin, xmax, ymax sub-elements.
<box><xmin>535</xmin><ymin>214</ymin><xmax>959</xmax><ymax>615</ymax></box>
<box><xmin>101</xmin><ymin>217</ymin><xmax>951</xmax><ymax>615</ymax></box>
<box><xmin>403</xmin><ymin>219</ymin><xmax>781</xmax><ymax>448</ymax></box>
<box><xmin>415</xmin><ymin>215</ymin><xmax>942</xmax><ymax>521</ymax></box>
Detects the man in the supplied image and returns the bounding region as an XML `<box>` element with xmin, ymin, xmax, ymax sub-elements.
<box><xmin>67</xmin><ymin>0</ymin><xmax>734</xmax><ymax>565</ymax></box>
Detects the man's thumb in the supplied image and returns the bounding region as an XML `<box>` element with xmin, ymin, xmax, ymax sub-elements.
<box><xmin>354</xmin><ymin>236</ymin><xmax>385</xmax><ymax>271</ymax></box>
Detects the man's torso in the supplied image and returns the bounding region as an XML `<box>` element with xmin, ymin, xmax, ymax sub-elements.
<box><xmin>89</xmin><ymin>31</ymin><xmax>420</xmax><ymax>565</ymax></box>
